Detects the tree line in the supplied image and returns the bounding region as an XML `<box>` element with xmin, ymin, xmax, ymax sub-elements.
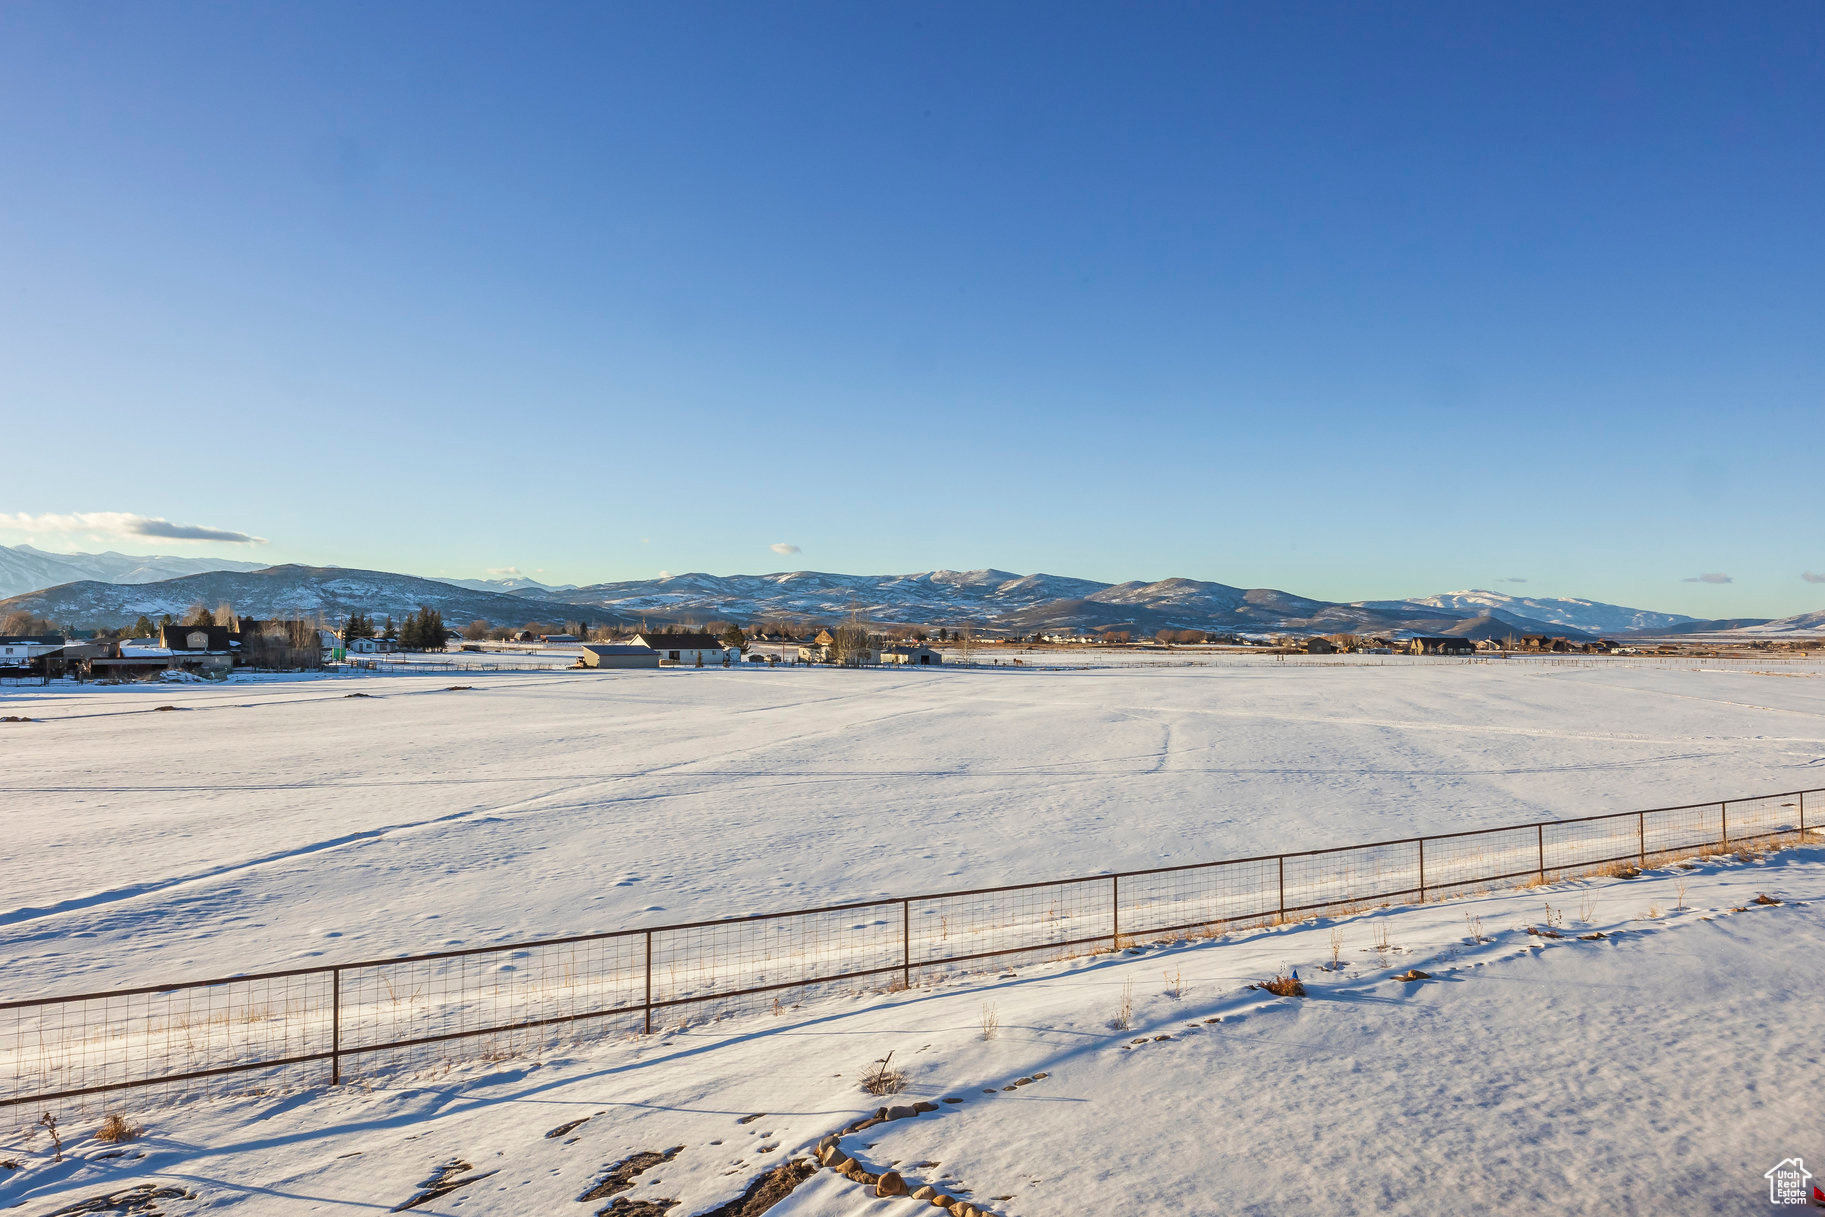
<box><xmin>340</xmin><ymin>607</ymin><xmax>449</xmax><ymax>650</ymax></box>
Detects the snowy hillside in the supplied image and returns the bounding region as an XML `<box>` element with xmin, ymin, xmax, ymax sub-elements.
<box><xmin>1375</xmin><ymin>589</ymin><xmax>1699</xmax><ymax>635</ymax></box>
<box><xmin>0</xmin><ymin>543</ymin><xmax>266</xmax><ymax>599</ymax></box>
<box><xmin>0</xmin><ymin>565</ymin><xmax>578</xmax><ymax>628</ymax></box>
<box><xmin>544</xmin><ymin>569</ymin><xmax>1110</xmax><ymax>623</ymax></box>
<box><xmin>1719</xmin><ymin>606</ymin><xmax>1825</xmax><ymax>636</ymax></box>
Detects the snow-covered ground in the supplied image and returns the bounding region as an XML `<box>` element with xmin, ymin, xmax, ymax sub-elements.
<box><xmin>4</xmin><ymin>660</ymin><xmax>1825</xmax><ymax>1000</ymax></box>
<box><xmin>2</xmin><ymin>846</ymin><xmax>1818</xmax><ymax>1215</ymax></box>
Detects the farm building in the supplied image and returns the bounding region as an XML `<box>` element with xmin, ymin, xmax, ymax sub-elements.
<box><xmin>577</xmin><ymin>644</ymin><xmax>661</xmax><ymax>669</ymax></box>
<box><xmin>628</xmin><ymin>632</ymin><xmax>738</xmax><ymax>666</ymax></box>
<box><xmin>880</xmin><ymin>644</ymin><xmax>942</xmax><ymax>665</ymax></box>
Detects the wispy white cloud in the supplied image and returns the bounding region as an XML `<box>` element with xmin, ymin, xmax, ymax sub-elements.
<box><xmin>0</xmin><ymin>511</ymin><xmax>266</xmax><ymax>545</ymax></box>
<box><xmin>1803</xmin><ymin>572</ymin><xmax>1825</xmax><ymax>584</ymax></box>
<box><xmin>770</xmin><ymin>542</ymin><xmax>802</xmax><ymax>555</ymax></box>
<box><xmin>486</xmin><ymin>566</ymin><xmax>524</xmax><ymax>577</ymax></box>
<box><xmin>1682</xmin><ymin>572</ymin><xmax>1732</xmax><ymax>584</ymax></box>
<box><xmin>1496</xmin><ymin>576</ymin><xmax>1528</xmax><ymax>584</ymax></box>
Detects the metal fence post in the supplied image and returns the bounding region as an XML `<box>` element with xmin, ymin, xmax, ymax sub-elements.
<box><xmin>901</xmin><ymin>899</ymin><xmax>911</xmax><ymax>990</ymax></box>
<box><xmin>1802</xmin><ymin>791</ymin><xmax>1808</xmax><ymax>837</ymax></box>
<box><xmin>1536</xmin><ymin>824</ymin><xmax>1545</xmax><ymax>884</ymax></box>
<box><xmin>1417</xmin><ymin>839</ymin><xmax>1426</xmax><ymax>903</ymax></box>
<box><xmin>1720</xmin><ymin>802</ymin><xmax>1728</xmax><ymax>848</ymax></box>
<box><xmin>330</xmin><ymin>967</ymin><xmax>342</xmax><ymax>1086</ymax></box>
<box><xmin>1277</xmin><ymin>856</ymin><xmax>1286</xmax><ymax>922</ymax></box>
<box><xmin>1110</xmin><ymin>875</ymin><xmax>1121</xmax><ymax>948</ymax></box>
<box><xmin>643</xmin><ymin>930</ymin><xmax>654</xmax><ymax>1035</ymax></box>
<box><xmin>1638</xmin><ymin>812</ymin><xmax>1645</xmax><ymax>867</ymax></box>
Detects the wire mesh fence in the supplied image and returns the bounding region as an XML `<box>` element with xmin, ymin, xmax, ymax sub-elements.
<box><xmin>4</xmin><ymin>785</ymin><xmax>1817</xmax><ymax>1126</ymax></box>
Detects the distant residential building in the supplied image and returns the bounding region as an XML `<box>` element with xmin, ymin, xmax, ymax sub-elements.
<box><xmin>797</xmin><ymin>631</ymin><xmax>880</xmax><ymax>665</ymax></box>
<box><xmin>0</xmin><ymin>635</ymin><xmax>67</xmax><ymax>674</ymax></box>
<box><xmin>577</xmin><ymin>643</ymin><xmax>661</xmax><ymax>669</ymax></box>
<box><xmin>539</xmin><ymin>634</ymin><xmax>580</xmax><ymax>644</ymax></box>
<box><xmin>93</xmin><ymin>639</ymin><xmax>233</xmax><ymax>678</ymax></box>
<box><xmin>628</xmin><ymin>632</ymin><xmax>737</xmax><ymax>666</ymax></box>
<box><xmin>348</xmin><ymin>637</ymin><xmax>399</xmax><ymax>654</ymax></box>
<box><xmin>1304</xmin><ymin>637</ymin><xmax>1337</xmax><ymax>654</ymax></box>
<box><xmin>161</xmin><ymin>624</ymin><xmax>232</xmax><ymax>653</ymax></box>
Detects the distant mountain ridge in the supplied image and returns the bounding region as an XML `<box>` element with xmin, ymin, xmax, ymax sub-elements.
<box><xmin>0</xmin><ymin>543</ymin><xmax>267</xmax><ymax>599</ymax></box>
<box><xmin>1355</xmin><ymin>589</ymin><xmax>1699</xmax><ymax>636</ymax></box>
<box><xmin>508</xmin><ymin>570</ymin><xmax>1685</xmax><ymax>638</ymax></box>
<box><xmin>3</xmin><ymin>556</ymin><xmax>1812</xmax><ymax>639</ymax></box>
<box><xmin>0</xmin><ymin>565</ymin><xmax>566</xmax><ymax>629</ymax></box>
<box><xmin>443</xmin><ymin>575</ymin><xmax>580</xmax><ymax>594</ymax></box>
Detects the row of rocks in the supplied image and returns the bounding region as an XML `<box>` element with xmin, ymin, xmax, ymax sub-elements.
<box><xmin>813</xmin><ymin>1087</ymin><xmax>1040</xmax><ymax>1217</ymax></box>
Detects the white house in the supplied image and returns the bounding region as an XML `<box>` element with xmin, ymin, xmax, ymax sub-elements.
<box><xmin>348</xmin><ymin>637</ymin><xmax>399</xmax><ymax>654</ymax></box>
<box><xmin>628</xmin><ymin>632</ymin><xmax>738</xmax><ymax>666</ymax></box>
<box><xmin>0</xmin><ymin>635</ymin><xmax>65</xmax><ymax>670</ymax></box>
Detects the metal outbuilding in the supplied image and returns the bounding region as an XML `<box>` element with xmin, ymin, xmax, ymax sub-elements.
<box><xmin>577</xmin><ymin>643</ymin><xmax>662</xmax><ymax>669</ymax></box>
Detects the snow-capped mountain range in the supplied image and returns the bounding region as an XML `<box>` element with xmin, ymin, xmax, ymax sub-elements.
<box><xmin>0</xmin><ymin>563</ymin><xmax>563</xmax><ymax>630</ymax></box>
<box><xmin>479</xmin><ymin>569</ymin><xmax>1720</xmax><ymax>638</ymax></box>
<box><xmin>3</xmin><ymin>544</ymin><xmax>1815</xmax><ymax>637</ymax></box>
<box><xmin>0</xmin><ymin>544</ymin><xmax>266</xmax><ymax>599</ymax></box>
<box><xmin>1355</xmin><ymin>590</ymin><xmax>1698</xmax><ymax>636</ymax></box>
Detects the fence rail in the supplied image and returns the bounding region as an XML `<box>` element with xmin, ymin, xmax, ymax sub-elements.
<box><xmin>5</xmin><ymin>786</ymin><xmax>1816</xmax><ymax>1123</ymax></box>
<box><xmin>343</xmin><ymin>658</ymin><xmax>576</xmax><ymax>673</ymax></box>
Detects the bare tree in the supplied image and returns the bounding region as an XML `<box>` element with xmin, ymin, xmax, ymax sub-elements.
<box><xmin>829</xmin><ymin>623</ymin><xmax>873</xmax><ymax>666</ymax></box>
<box><xmin>1</xmin><ymin>610</ymin><xmax>58</xmax><ymax>636</ymax></box>
<box><xmin>242</xmin><ymin>618</ymin><xmax>324</xmax><ymax>669</ymax></box>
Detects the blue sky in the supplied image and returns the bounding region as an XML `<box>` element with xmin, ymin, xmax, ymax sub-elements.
<box><xmin>2</xmin><ymin>3</ymin><xmax>1821</xmax><ymax>616</ymax></box>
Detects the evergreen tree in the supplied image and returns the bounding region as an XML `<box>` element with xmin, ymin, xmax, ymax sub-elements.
<box><xmin>719</xmin><ymin>623</ymin><xmax>746</xmax><ymax>651</ymax></box>
<box><xmin>382</xmin><ymin>615</ymin><xmax>397</xmax><ymax>641</ymax></box>
<box><xmin>397</xmin><ymin>607</ymin><xmax>447</xmax><ymax>651</ymax></box>
<box><xmin>131</xmin><ymin>615</ymin><xmax>156</xmax><ymax>638</ymax></box>
<box><xmin>420</xmin><ymin>608</ymin><xmax>448</xmax><ymax>650</ymax></box>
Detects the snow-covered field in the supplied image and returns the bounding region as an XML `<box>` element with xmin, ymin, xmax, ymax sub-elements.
<box><xmin>4</xmin><ymin>659</ymin><xmax>1824</xmax><ymax>1214</ymax></box>
<box><xmin>4</xmin><ymin>659</ymin><xmax>1825</xmax><ymax>1000</ymax></box>
<box><xmin>2</xmin><ymin>846</ymin><xmax>1818</xmax><ymax>1215</ymax></box>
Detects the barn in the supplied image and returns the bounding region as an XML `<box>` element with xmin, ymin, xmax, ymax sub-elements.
<box><xmin>577</xmin><ymin>644</ymin><xmax>661</xmax><ymax>669</ymax></box>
